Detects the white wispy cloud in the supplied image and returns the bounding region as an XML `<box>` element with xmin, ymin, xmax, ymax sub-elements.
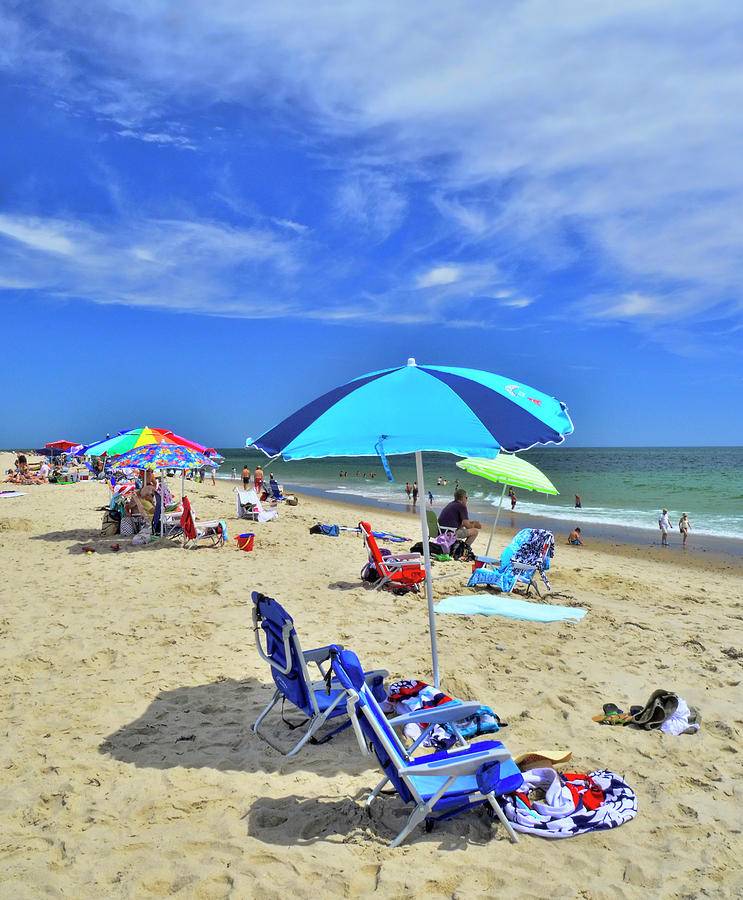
<box><xmin>0</xmin><ymin>215</ymin><xmax>77</xmax><ymax>255</ymax></box>
<box><xmin>0</xmin><ymin>213</ymin><xmax>304</xmax><ymax>316</ymax></box>
<box><xmin>416</xmin><ymin>266</ymin><xmax>460</xmax><ymax>289</ymax></box>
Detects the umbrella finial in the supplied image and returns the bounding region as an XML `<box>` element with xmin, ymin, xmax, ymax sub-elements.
<box><xmin>407</xmin><ymin>357</ymin><xmax>417</xmax><ymax>366</ymax></box>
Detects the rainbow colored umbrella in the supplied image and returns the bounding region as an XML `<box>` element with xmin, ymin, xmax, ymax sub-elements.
<box><xmin>82</xmin><ymin>427</ymin><xmax>208</xmax><ymax>458</ymax></box>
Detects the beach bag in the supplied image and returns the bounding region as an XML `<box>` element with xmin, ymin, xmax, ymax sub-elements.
<box><xmin>101</xmin><ymin>509</ymin><xmax>121</xmax><ymax>537</ymax></box>
<box><xmin>450</xmin><ymin>539</ymin><xmax>475</xmax><ymax>562</ymax></box>
<box><xmin>361</xmin><ymin>548</ymin><xmax>391</xmax><ymax>582</ymax></box>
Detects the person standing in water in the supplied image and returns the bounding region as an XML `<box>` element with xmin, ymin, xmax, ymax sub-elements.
<box><xmin>678</xmin><ymin>513</ymin><xmax>692</xmax><ymax>548</ymax></box>
<box><xmin>509</xmin><ymin>487</ymin><xmax>517</xmax><ymax>510</ymax></box>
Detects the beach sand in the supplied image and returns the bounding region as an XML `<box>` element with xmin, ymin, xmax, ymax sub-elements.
<box><xmin>1</xmin><ymin>452</ymin><xmax>742</xmax><ymax>898</ymax></box>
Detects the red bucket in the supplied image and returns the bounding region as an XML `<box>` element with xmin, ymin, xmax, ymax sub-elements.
<box><xmin>236</xmin><ymin>533</ymin><xmax>255</xmax><ymax>552</ymax></box>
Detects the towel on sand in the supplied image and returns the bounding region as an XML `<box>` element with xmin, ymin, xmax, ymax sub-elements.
<box><xmin>435</xmin><ymin>594</ymin><xmax>587</xmax><ymax>622</ymax></box>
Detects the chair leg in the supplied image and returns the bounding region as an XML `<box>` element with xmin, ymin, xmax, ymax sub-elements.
<box><xmin>487</xmin><ymin>794</ymin><xmax>519</xmax><ymax>843</ymax></box>
<box><xmin>253</xmin><ymin>690</ymin><xmax>281</xmax><ymax>733</ymax></box>
<box><xmin>367</xmin><ymin>775</ymin><xmax>390</xmax><ymax>806</ymax></box>
<box><xmin>390</xmin><ymin>803</ymin><xmax>431</xmax><ymax>848</ymax></box>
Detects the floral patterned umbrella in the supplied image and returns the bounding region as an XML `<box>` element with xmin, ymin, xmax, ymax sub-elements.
<box><xmin>107</xmin><ymin>444</ymin><xmax>217</xmax><ymax>471</ymax></box>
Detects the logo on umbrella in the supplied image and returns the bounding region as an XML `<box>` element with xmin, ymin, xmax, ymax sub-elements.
<box><xmin>505</xmin><ymin>384</ymin><xmax>542</xmax><ymax>406</ymax></box>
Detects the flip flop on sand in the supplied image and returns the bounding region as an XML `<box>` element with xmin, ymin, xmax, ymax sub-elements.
<box><xmin>592</xmin><ymin>704</ymin><xmax>633</xmax><ymax>725</ymax></box>
<box><xmin>110</xmin><ymin>544</ymin><xmax>120</xmax><ymax>551</ymax></box>
<box><xmin>514</xmin><ymin>749</ymin><xmax>573</xmax><ymax>771</ymax></box>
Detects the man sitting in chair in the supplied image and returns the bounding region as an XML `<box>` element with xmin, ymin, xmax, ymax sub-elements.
<box><xmin>438</xmin><ymin>488</ymin><xmax>482</xmax><ymax>546</ymax></box>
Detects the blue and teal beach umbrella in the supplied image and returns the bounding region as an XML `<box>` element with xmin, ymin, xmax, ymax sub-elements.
<box><xmin>251</xmin><ymin>358</ymin><xmax>573</xmax><ymax>684</ymax></box>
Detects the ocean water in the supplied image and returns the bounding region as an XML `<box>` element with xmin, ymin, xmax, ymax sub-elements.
<box><xmin>215</xmin><ymin>447</ymin><xmax>743</xmax><ymax>541</ymax></box>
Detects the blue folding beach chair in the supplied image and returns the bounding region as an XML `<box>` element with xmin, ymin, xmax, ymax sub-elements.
<box><xmin>329</xmin><ymin>646</ymin><xmax>523</xmax><ymax>847</ymax></box>
<box><xmin>469</xmin><ymin>528</ymin><xmax>555</xmax><ymax>598</ymax></box>
<box><xmin>251</xmin><ymin>592</ymin><xmax>387</xmax><ymax>756</ymax></box>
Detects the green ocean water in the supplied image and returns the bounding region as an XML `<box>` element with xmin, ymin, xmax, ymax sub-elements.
<box><xmin>216</xmin><ymin>447</ymin><xmax>743</xmax><ymax>541</ymax></box>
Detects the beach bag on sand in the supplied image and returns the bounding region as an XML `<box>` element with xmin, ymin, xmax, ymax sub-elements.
<box><xmin>450</xmin><ymin>539</ymin><xmax>475</xmax><ymax>562</ymax></box>
<box><xmin>101</xmin><ymin>509</ymin><xmax>121</xmax><ymax>537</ymax></box>
<box><xmin>361</xmin><ymin>548</ymin><xmax>392</xmax><ymax>582</ymax></box>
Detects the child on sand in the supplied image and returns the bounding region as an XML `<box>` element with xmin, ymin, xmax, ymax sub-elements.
<box><xmin>568</xmin><ymin>527</ymin><xmax>583</xmax><ymax>545</ymax></box>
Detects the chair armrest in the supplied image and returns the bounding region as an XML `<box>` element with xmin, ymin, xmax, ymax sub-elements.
<box><xmin>511</xmin><ymin>561</ymin><xmax>539</xmax><ymax>572</ymax></box>
<box><xmin>475</xmin><ymin>555</ymin><xmax>500</xmax><ymax>567</ymax></box>
<box><xmin>388</xmin><ymin>700</ymin><xmax>481</xmax><ymax>727</ymax></box>
<box><xmin>388</xmin><ymin>553</ymin><xmax>422</xmax><ymax>562</ymax></box>
<box><xmin>362</xmin><ymin>668</ymin><xmax>388</xmax><ymax>684</ymax></box>
<box><xmin>404</xmin><ymin>744</ymin><xmax>511</xmax><ymax>778</ymax></box>
<box><xmin>303</xmin><ymin>644</ymin><xmax>341</xmax><ymax>665</ymax></box>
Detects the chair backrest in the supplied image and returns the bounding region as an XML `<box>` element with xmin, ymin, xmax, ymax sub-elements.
<box><xmin>269</xmin><ymin>479</ymin><xmax>282</xmax><ymax>499</ymax></box>
<box><xmin>359</xmin><ymin>522</ymin><xmax>391</xmax><ymax>574</ymax></box>
<box><xmin>513</xmin><ymin>528</ymin><xmax>554</xmax><ymax>568</ymax></box>
<box><xmin>331</xmin><ymin>646</ymin><xmax>415</xmax><ymax>803</ymax></box>
<box><xmin>252</xmin><ymin>591</ymin><xmax>313</xmax><ymax>715</ymax></box>
<box><xmin>425</xmin><ymin>508</ymin><xmax>440</xmax><ymax>538</ymax></box>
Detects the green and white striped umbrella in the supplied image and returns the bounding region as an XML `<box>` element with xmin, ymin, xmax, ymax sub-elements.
<box><xmin>456</xmin><ymin>454</ymin><xmax>558</xmax><ymax>554</ymax></box>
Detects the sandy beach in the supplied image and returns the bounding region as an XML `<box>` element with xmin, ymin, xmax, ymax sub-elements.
<box><xmin>1</xmin><ymin>452</ymin><xmax>742</xmax><ymax>899</ymax></box>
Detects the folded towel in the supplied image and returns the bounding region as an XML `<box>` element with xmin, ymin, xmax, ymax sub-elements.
<box><xmin>435</xmin><ymin>594</ymin><xmax>587</xmax><ymax>622</ymax></box>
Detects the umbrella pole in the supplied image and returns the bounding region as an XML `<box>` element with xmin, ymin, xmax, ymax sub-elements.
<box><xmin>416</xmin><ymin>451</ymin><xmax>439</xmax><ymax>687</ymax></box>
<box><xmin>181</xmin><ymin>468</ymin><xmax>185</xmax><ymax>500</ymax></box>
<box><xmin>485</xmin><ymin>481</ymin><xmax>508</xmax><ymax>556</ymax></box>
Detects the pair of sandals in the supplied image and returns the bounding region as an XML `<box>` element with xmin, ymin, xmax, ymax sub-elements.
<box><xmin>592</xmin><ymin>703</ymin><xmax>635</xmax><ymax>726</ymax></box>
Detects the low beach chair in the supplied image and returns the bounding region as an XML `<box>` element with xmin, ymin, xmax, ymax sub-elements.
<box><xmin>236</xmin><ymin>488</ymin><xmax>278</xmax><ymax>522</ymax></box>
<box><xmin>329</xmin><ymin>646</ymin><xmax>522</xmax><ymax>847</ymax></box>
<box><xmin>426</xmin><ymin>508</ymin><xmax>456</xmax><ymax>541</ymax></box>
<box><xmin>469</xmin><ymin>528</ymin><xmax>554</xmax><ymax>597</ymax></box>
<box><xmin>179</xmin><ymin>496</ymin><xmax>226</xmax><ymax>548</ymax></box>
<box><xmin>251</xmin><ymin>592</ymin><xmax>387</xmax><ymax>756</ymax></box>
<box><xmin>360</xmin><ymin>521</ymin><xmax>425</xmax><ymax>593</ymax></box>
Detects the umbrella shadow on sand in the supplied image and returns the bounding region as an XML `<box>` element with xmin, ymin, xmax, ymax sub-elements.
<box><xmin>247</xmin><ymin>791</ymin><xmax>497</xmax><ymax>849</ymax></box>
<box><xmin>100</xmin><ymin>677</ymin><xmax>372</xmax><ymax>776</ymax></box>
<box><xmin>30</xmin><ymin>531</ymin><xmax>184</xmax><ymax>553</ymax></box>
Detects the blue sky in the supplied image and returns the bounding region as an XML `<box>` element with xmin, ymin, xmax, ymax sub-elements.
<box><xmin>2</xmin><ymin>1</ymin><xmax>742</xmax><ymax>448</ymax></box>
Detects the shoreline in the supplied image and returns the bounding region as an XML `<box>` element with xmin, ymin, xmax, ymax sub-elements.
<box><xmin>283</xmin><ymin>482</ymin><xmax>743</xmax><ymax>564</ymax></box>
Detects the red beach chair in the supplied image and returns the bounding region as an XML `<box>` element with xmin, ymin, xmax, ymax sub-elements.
<box><xmin>359</xmin><ymin>521</ymin><xmax>425</xmax><ymax>593</ymax></box>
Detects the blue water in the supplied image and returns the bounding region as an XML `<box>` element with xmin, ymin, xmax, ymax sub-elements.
<box><xmin>215</xmin><ymin>447</ymin><xmax>743</xmax><ymax>541</ymax></box>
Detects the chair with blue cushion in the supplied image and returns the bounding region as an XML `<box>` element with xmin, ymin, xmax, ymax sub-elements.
<box><xmin>329</xmin><ymin>646</ymin><xmax>523</xmax><ymax>847</ymax></box>
<box><xmin>251</xmin><ymin>592</ymin><xmax>387</xmax><ymax>756</ymax></box>
<box><xmin>469</xmin><ymin>528</ymin><xmax>554</xmax><ymax>598</ymax></box>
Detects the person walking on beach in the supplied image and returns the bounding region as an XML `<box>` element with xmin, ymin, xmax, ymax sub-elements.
<box><xmin>405</xmin><ymin>481</ymin><xmax>412</xmax><ymax>500</ymax></box>
<box><xmin>231</xmin><ymin>467</ymin><xmax>236</xmax><ymax>481</ymax></box>
<box><xmin>412</xmin><ymin>482</ymin><xmax>419</xmax><ymax>504</ymax></box>
<box><xmin>658</xmin><ymin>508</ymin><xmax>672</xmax><ymax>546</ymax></box>
<box><xmin>509</xmin><ymin>487</ymin><xmax>517</xmax><ymax>510</ymax></box>
<box><xmin>428</xmin><ymin>490</ymin><xmax>434</xmax><ymax>507</ymax></box>
<box><xmin>242</xmin><ymin>465</ymin><xmax>251</xmax><ymax>489</ymax></box>
<box><xmin>254</xmin><ymin>465</ymin><xmax>264</xmax><ymax>493</ymax></box>
<box><xmin>575</xmin><ymin>494</ymin><xmax>582</xmax><ymax>508</ymax></box>
<box><xmin>679</xmin><ymin>513</ymin><xmax>692</xmax><ymax>549</ymax></box>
